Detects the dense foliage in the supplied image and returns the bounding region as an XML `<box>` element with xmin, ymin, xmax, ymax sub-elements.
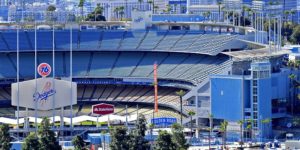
<box><xmin>0</xmin><ymin>124</ymin><xmax>11</xmax><ymax>150</ymax></box>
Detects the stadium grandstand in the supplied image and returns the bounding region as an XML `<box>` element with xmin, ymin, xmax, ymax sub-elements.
<box><xmin>0</xmin><ymin>19</ymin><xmax>286</xmax><ymax>145</ymax></box>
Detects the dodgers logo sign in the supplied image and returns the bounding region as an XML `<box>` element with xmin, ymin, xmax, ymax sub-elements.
<box><xmin>33</xmin><ymin>81</ymin><xmax>56</xmax><ymax>105</ymax></box>
<box><xmin>37</xmin><ymin>63</ymin><xmax>51</xmax><ymax>77</ymax></box>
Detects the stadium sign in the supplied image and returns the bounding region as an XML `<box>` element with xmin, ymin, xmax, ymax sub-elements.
<box><xmin>92</xmin><ymin>103</ymin><xmax>114</xmax><ymax>115</ymax></box>
<box><xmin>11</xmin><ymin>78</ymin><xmax>77</xmax><ymax>111</ymax></box>
<box><xmin>37</xmin><ymin>63</ymin><xmax>51</xmax><ymax>77</ymax></box>
<box><xmin>151</xmin><ymin>117</ymin><xmax>177</xmax><ymax>127</ymax></box>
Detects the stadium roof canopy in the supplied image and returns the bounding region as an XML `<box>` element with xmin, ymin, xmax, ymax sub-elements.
<box><xmin>0</xmin><ymin>114</ymin><xmax>137</xmax><ymax>125</ymax></box>
<box><xmin>222</xmin><ymin>48</ymin><xmax>290</xmax><ymax>60</ymax></box>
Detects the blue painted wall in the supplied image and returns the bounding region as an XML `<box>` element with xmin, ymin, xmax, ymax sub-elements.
<box><xmin>271</xmin><ymin>72</ymin><xmax>290</xmax><ymax>99</ymax></box>
<box><xmin>211</xmin><ymin>76</ymin><xmax>248</xmax><ymax>121</ymax></box>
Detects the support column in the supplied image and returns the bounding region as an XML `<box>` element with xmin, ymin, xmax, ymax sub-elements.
<box><xmin>195</xmin><ymin>90</ymin><xmax>199</xmax><ymax>138</ymax></box>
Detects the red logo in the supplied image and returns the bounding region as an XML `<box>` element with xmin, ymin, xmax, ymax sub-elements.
<box><xmin>92</xmin><ymin>103</ymin><xmax>114</xmax><ymax>115</ymax></box>
<box><xmin>37</xmin><ymin>63</ymin><xmax>51</xmax><ymax>77</ymax></box>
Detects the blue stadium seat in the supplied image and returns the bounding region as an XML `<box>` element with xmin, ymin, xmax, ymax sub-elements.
<box><xmin>110</xmin><ymin>52</ymin><xmax>144</xmax><ymax>77</ymax></box>
<box><xmin>156</xmin><ymin>30</ymin><xmax>186</xmax><ymax>51</ymax></box>
<box><xmin>27</xmin><ymin>30</ymin><xmax>53</xmax><ymax>50</ymax></box>
<box><xmin>100</xmin><ymin>31</ymin><xmax>124</xmax><ymax>50</ymax></box>
<box><xmin>72</xmin><ymin>52</ymin><xmax>91</xmax><ymax>77</ymax></box>
<box><xmin>0</xmin><ymin>54</ymin><xmax>16</xmax><ymax>78</ymax></box>
<box><xmin>79</xmin><ymin>30</ymin><xmax>101</xmax><ymax>50</ymax></box>
<box><xmin>37</xmin><ymin>52</ymin><xmax>65</xmax><ymax>77</ymax></box>
<box><xmin>0</xmin><ymin>34</ymin><xmax>8</xmax><ymax>51</ymax></box>
<box><xmin>55</xmin><ymin>30</ymin><xmax>78</xmax><ymax>50</ymax></box>
<box><xmin>89</xmin><ymin>52</ymin><xmax>119</xmax><ymax>77</ymax></box>
<box><xmin>119</xmin><ymin>31</ymin><xmax>146</xmax><ymax>50</ymax></box>
<box><xmin>9</xmin><ymin>53</ymin><xmax>35</xmax><ymax>78</ymax></box>
<box><xmin>150</xmin><ymin>53</ymin><xmax>187</xmax><ymax>77</ymax></box>
<box><xmin>131</xmin><ymin>52</ymin><xmax>168</xmax><ymax>77</ymax></box>
<box><xmin>138</xmin><ymin>31</ymin><xmax>166</xmax><ymax>50</ymax></box>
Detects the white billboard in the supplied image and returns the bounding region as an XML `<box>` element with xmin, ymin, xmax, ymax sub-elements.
<box><xmin>11</xmin><ymin>78</ymin><xmax>77</xmax><ymax>111</ymax></box>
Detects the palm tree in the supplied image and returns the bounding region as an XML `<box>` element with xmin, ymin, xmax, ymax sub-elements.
<box><xmin>242</xmin><ymin>5</ymin><xmax>248</xmax><ymax>26</ymax></box>
<box><xmin>174</xmin><ymin>4</ymin><xmax>178</xmax><ymax>14</ymax></box>
<box><xmin>78</xmin><ymin>0</ymin><xmax>85</xmax><ymax>20</ymax></box>
<box><xmin>289</xmin><ymin>73</ymin><xmax>297</xmax><ymax>115</ymax></box>
<box><xmin>246</xmin><ymin>119</ymin><xmax>253</xmax><ymax>142</ymax></box>
<box><xmin>287</xmin><ymin>60</ymin><xmax>295</xmax><ymax>68</ymax></box>
<box><xmin>138</xmin><ymin>0</ymin><xmax>143</xmax><ymax>10</ymax></box>
<box><xmin>217</xmin><ymin>1</ymin><xmax>222</xmax><ymax>22</ymax></box>
<box><xmin>166</xmin><ymin>4</ymin><xmax>171</xmax><ymax>14</ymax></box>
<box><xmin>291</xmin><ymin>10</ymin><xmax>296</xmax><ymax>23</ymax></box>
<box><xmin>93</xmin><ymin>4</ymin><xmax>104</xmax><ymax>21</ymax></box>
<box><xmin>147</xmin><ymin>0</ymin><xmax>153</xmax><ymax>12</ymax></box>
<box><xmin>203</xmin><ymin>11</ymin><xmax>211</xmax><ymax>21</ymax></box>
<box><xmin>293</xmin><ymin>117</ymin><xmax>300</xmax><ymax>127</ymax></box>
<box><xmin>284</xmin><ymin>10</ymin><xmax>290</xmax><ymax>23</ymax></box>
<box><xmin>220</xmin><ymin>120</ymin><xmax>228</xmax><ymax>149</ymax></box>
<box><xmin>238</xmin><ymin>120</ymin><xmax>244</xmax><ymax>148</ymax></box>
<box><xmin>208</xmin><ymin>114</ymin><xmax>213</xmax><ymax>150</ymax></box>
<box><xmin>176</xmin><ymin>90</ymin><xmax>186</xmax><ymax>125</ymax></box>
<box><xmin>154</xmin><ymin>5</ymin><xmax>159</xmax><ymax>14</ymax></box>
<box><xmin>268</xmin><ymin>1</ymin><xmax>274</xmax><ymax>5</ymax></box>
<box><xmin>149</xmin><ymin>123</ymin><xmax>155</xmax><ymax>140</ymax></box>
<box><xmin>119</xmin><ymin>6</ymin><xmax>125</xmax><ymax>20</ymax></box>
<box><xmin>188</xmin><ymin>111</ymin><xmax>196</xmax><ymax>137</ymax></box>
<box><xmin>289</xmin><ymin>74</ymin><xmax>297</xmax><ymax>80</ymax></box>
<box><xmin>114</xmin><ymin>7</ymin><xmax>120</xmax><ymax>20</ymax></box>
<box><xmin>261</xmin><ymin>118</ymin><xmax>271</xmax><ymax>140</ymax></box>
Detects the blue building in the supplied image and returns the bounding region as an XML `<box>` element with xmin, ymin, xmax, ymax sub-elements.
<box><xmin>211</xmin><ymin>59</ymin><xmax>291</xmax><ymax>140</ymax></box>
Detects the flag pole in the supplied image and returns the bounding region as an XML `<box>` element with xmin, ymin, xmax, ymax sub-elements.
<box><xmin>154</xmin><ymin>62</ymin><xmax>158</xmax><ymax>113</ymax></box>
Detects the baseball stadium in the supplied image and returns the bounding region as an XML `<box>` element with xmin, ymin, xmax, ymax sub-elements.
<box><xmin>0</xmin><ymin>12</ymin><xmax>297</xmax><ymax>149</ymax></box>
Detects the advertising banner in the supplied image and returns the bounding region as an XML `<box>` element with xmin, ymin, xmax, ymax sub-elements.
<box><xmin>92</xmin><ymin>103</ymin><xmax>114</xmax><ymax>115</ymax></box>
<box><xmin>11</xmin><ymin>78</ymin><xmax>77</xmax><ymax>111</ymax></box>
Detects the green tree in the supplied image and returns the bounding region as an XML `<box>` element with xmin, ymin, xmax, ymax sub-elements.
<box><xmin>114</xmin><ymin>7</ymin><xmax>120</xmax><ymax>20</ymax></box>
<box><xmin>166</xmin><ymin>4</ymin><xmax>171</xmax><ymax>14</ymax></box>
<box><xmin>23</xmin><ymin>133</ymin><xmax>40</xmax><ymax>150</ymax></box>
<box><xmin>149</xmin><ymin>123</ymin><xmax>154</xmax><ymax>140</ymax></box>
<box><xmin>148</xmin><ymin>0</ymin><xmax>153</xmax><ymax>12</ymax></box>
<box><xmin>208</xmin><ymin>114</ymin><xmax>213</xmax><ymax>150</ymax></box>
<box><xmin>138</xmin><ymin>0</ymin><xmax>143</xmax><ymax>10</ymax></box>
<box><xmin>293</xmin><ymin>117</ymin><xmax>300</xmax><ymax>127</ymax></box>
<box><xmin>128</xmin><ymin>115</ymin><xmax>150</xmax><ymax>150</ymax></box>
<box><xmin>203</xmin><ymin>11</ymin><xmax>211</xmax><ymax>21</ymax></box>
<box><xmin>246</xmin><ymin>119</ymin><xmax>253</xmax><ymax>142</ymax></box>
<box><xmin>45</xmin><ymin>5</ymin><xmax>57</xmax><ymax>22</ymax></box>
<box><xmin>154</xmin><ymin>6</ymin><xmax>159</xmax><ymax>14</ymax></box>
<box><xmin>47</xmin><ymin>5</ymin><xmax>56</xmax><ymax>11</ymax></box>
<box><xmin>119</xmin><ymin>6</ymin><xmax>125</xmax><ymax>20</ymax></box>
<box><xmin>291</xmin><ymin>25</ymin><xmax>300</xmax><ymax>44</ymax></box>
<box><xmin>110</xmin><ymin>126</ymin><xmax>129</xmax><ymax>150</ymax></box>
<box><xmin>176</xmin><ymin>90</ymin><xmax>186</xmax><ymax>125</ymax></box>
<box><xmin>0</xmin><ymin>124</ymin><xmax>11</xmax><ymax>150</ymax></box>
<box><xmin>171</xmin><ymin>123</ymin><xmax>189</xmax><ymax>150</ymax></box>
<box><xmin>155</xmin><ymin>130</ymin><xmax>176</xmax><ymax>150</ymax></box>
<box><xmin>261</xmin><ymin>118</ymin><xmax>271</xmax><ymax>139</ymax></box>
<box><xmin>237</xmin><ymin>120</ymin><xmax>244</xmax><ymax>148</ymax></box>
<box><xmin>220</xmin><ymin>120</ymin><xmax>228</xmax><ymax>149</ymax></box>
<box><xmin>72</xmin><ymin>135</ymin><xmax>85</xmax><ymax>150</ymax></box>
<box><xmin>86</xmin><ymin>4</ymin><xmax>105</xmax><ymax>21</ymax></box>
<box><xmin>217</xmin><ymin>1</ymin><xmax>222</xmax><ymax>22</ymax></box>
<box><xmin>188</xmin><ymin>111</ymin><xmax>195</xmax><ymax>137</ymax></box>
<box><xmin>78</xmin><ymin>0</ymin><xmax>85</xmax><ymax>20</ymax></box>
<box><xmin>38</xmin><ymin>117</ymin><xmax>60</xmax><ymax>150</ymax></box>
